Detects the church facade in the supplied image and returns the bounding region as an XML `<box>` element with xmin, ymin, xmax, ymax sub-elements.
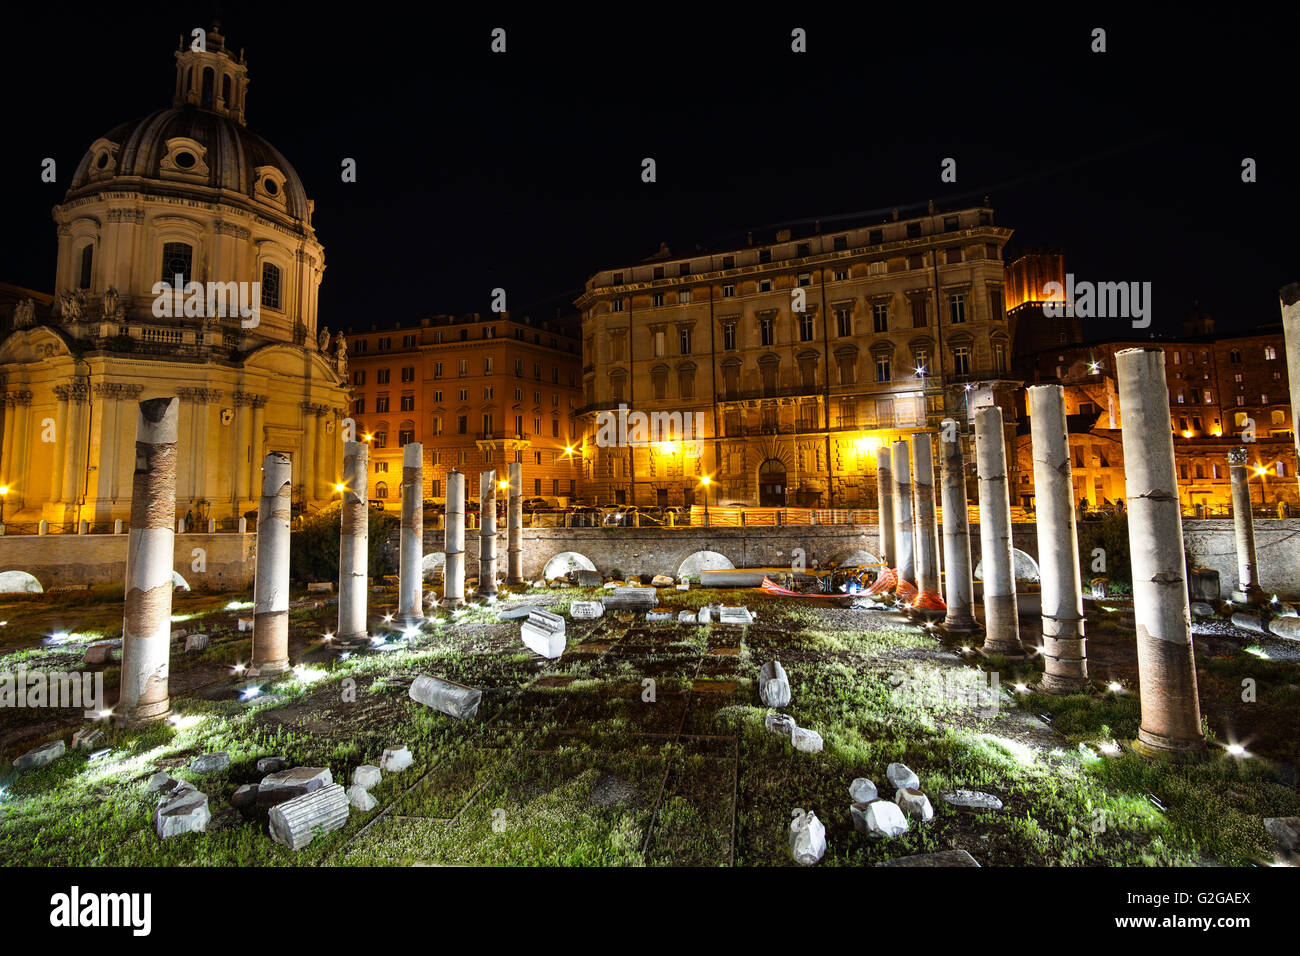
<box><xmin>0</xmin><ymin>27</ymin><xmax>350</xmax><ymax>527</ymax></box>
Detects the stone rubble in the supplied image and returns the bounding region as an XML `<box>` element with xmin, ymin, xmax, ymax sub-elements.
<box><xmin>650</xmin><ymin>574</ymin><xmax>675</xmax><ymax>587</ymax></box>
<box><xmin>765</xmin><ymin>712</ymin><xmax>796</xmax><ymax>737</ymax></box>
<box><xmin>678</xmin><ymin>610</ymin><xmax>697</xmax><ymax>624</ymax></box>
<box><xmin>942</xmin><ymin>789</ymin><xmax>1004</xmax><ymax>810</ymax></box>
<box><xmin>895</xmin><ymin>787</ymin><xmax>934</xmax><ymax>822</ymax></box>
<box><xmin>1264</xmin><ymin>817</ymin><xmax>1300</xmax><ymax>851</ymax></box>
<box><xmin>13</xmin><ymin>740</ymin><xmax>66</xmax><ymax>771</ymax></box>
<box><xmin>258</xmin><ymin>766</ymin><xmax>333</xmax><ymax>806</ymax></box>
<box><xmin>268</xmin><ymin>783</ymin><xmax>349</xmax><ymax>850</ymax></box>
<box><xmin>848</xmin><ymin>778</ymin><xmax>878</xmax><ymax>804</ymax></box>
<box><xmin>789</xmin><ymin>808</ymin><xmax>826</xmax><ymax>865</ymax></box>
<box><xmin>189</xmin><ymin>752</ymin><xmax>230</xmax><ymax>774</ymax></box>
<box><xmin>718</xmin><ymin>605</ymin><xmax>755</xmax><ymax>625</ymax></box>
<box><xmin>520</xmin><ymin>608</ymin><xmax>567</xmax><ymax>658</ymax></box>
<box><xmin>184</xmin><ymin>633</ymin><xmax>209</xmax><ymax>653</ymax></box>
<box><xmin>72</xmin><ymin>727</ymin><xmax>104</xmax><ymax>750</ymax></box>
<box><xmin>569</xmin><ymin>600</ymin><xmax>604</xmax><ymax>619</ymax></box>
<box><xmin>256</xmin><ymin>756</ymin><xmax>287</xmax><ymax>774</ymax></box>
<box><xmin>790</xmin><ymin>727</ymin><xmax>824</xmax><ymax>753</ymax></box>
<box><xmin>859</xmin><ymin>799</ymin><xmax>910</xmax><ymax>838</ymax></box>
<box><xmin>886</xmin><ymin>762</ymin><xmax>920</xmax><ymax>790</ymax></box>
<box><xmin>347</xmin><ymin>784</ymin><xmax>378</xmax><ymax>812</ymax></box>
<box><xmin>497</xmin><ymin>604</ymin><xmax>542</xmax><ymax>621</ymax></box>
<box><xmin>877</xmin><ymin>849</ymin><xmax>980</xmax><ymax>867</ymax></box>
<box><xmin>350</xmin><ymin>765</ymin><xmax>382</xmax><ymax>790</ymax></box>
<box><xmin>83</xmin><ymin>640</ymin><xmax>122</xmax><ymax>665</ymax></box>
<box><xmin>645</xmin><ymin>610</ymin><xmax>674</xmax><ymax>623</ymax></box>
<box><xmin>380</xmin><ymin>746</ymin><xmax>413</xmax><ymax>772</ymax></box>
<box><xmin>154</xmin><ymin>786</ymin><xmax>210</xmax><ymax>839</ymax></box>
<box><xmin>602</xmin><ymin>586</ymin><xmax>659</xmax><ymax>611</ymax></box>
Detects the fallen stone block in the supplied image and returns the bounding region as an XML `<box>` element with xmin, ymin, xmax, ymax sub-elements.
<box><xmin>791</xmin><ymin>727</ymin><xmax>824</xmax><ymax>753</ymax></box>
<box><xmin>409</xmin><ymin>674</ymin><xmax>482</xmax><ymax>720</ymax></box>
<box><xmin>347</xmin><ymin>784</ymin><xmax>378</xmax><ymax>812</ymax></box>
<box><xmin>859</xmin><ymin>799</ymin><xmax>909</xmax><ymax>838</ymax></box>
<box><xmin>1190</xmin><ymin>602</ymin><xmax>1215</xmax><ymax>619</ymax></box>
<box><xmin>570</xmin><ymin>569</ymin><xmax>603</xmax><ymax>588</ymax></box>
<box><xmin>269</xmin><ymin>783</ymin><xmax>349</xmax><ymax>850</ymax></box>
<box><xmin>256</xmin><ymin>756</ymin><xmax>287</xmax><ymax>775</ymax></box>
<box><xmin>83</xmin><ymin>640</ymin><xmax>121</xmax><ymax>665</ymax></box>
<box><xmin>184</xmin><ymin>633</ymin><xmax>209</xmax><ymax>653</ymax></box>
<box><xmin>307</xmin><ymin>582</ymin><xmax>334</xmax><ymax>594</ymax></box>
<box><xmin>1267</xmin><ymin>617</ymin><xmax>1300</xmax><ymax>642</ymax></box>
<box><xmin>896</xmin><ymin>787</ymin><xmax>934</xmax><ymax>822</ymax></box>
<box><xmin>848</xmin><ymin>778</ymin><xmax>878</xmax><ymax>803</ymax></box>
<box><xmin>237</xmin><ymin>617</ymin><xmax>254</xmax><ymax>632</ymax></box>
<box><xmin>645</xmin><ymin>610</ymin><xmax>674</xmax><ymax>623</ymax></box>
<box><xmin>1188</xmin><ymin>567</ymin><xmax>1220</xmax><ymax>602</ymax></box>
<box><xmin>1231</xmin><ymin>610</ymin><xmax>1266</xmax><ymax>634</ymax></box>
<box><xmin>154</xmin><ymin>787</ymin><xmax>210</xmax><ymax>839</ymax></box>
<box><xmin>758</xmin><ymin>660</ymin><xmax>791</xmax><ymax>708</ymax></box>
<box><xmin>146</xmin><ymin>771</ymin><xmax>178</xmax><ymax>793</ymax></box>
<box><xmin>189</xmin><ymin>752</ymin><xmax>230</xmax><ymax>775</ymax></box>
<box><xmin>765</xmin><ymin>712</ymin><xmax>795</xmax><ymax>737</ymax></box>
<box><xmin>678</xmin><ymin>610</ymin><xmax>697</xmax><ymax>624</ymax></box>
<box><xmin>72</xmin><ymin>727</ymin><xmax>105</xmax><ymax>750</ymax></box>
<box><xmin>1264</xmin><ymin>817</ymin><xmax>1300</xmax><ymax>851</ymax></box>
<box><xmin>380</xmin><ymin>746</ymin><xmax>413</xmax><ymax>772</ymax></box>
<box><xmin>718</xmin><ymin>605</ymin><xmax>754</xmax><ymax>625</ymax></box>
<box><xmin>351</xmin><ymin>765</ymin><xmax>382</xmax><ymax>790</ymax></box>
<box><xmin>789</xmin><ymin>809</ymin><xmax>826</xmax><ymax>865</ymax></box>
<box><xmin>877</xmin><ymin>849</ymin><xmax>980</xmax><ymax>867</ymax></box>
<box><xmin>650</xmin><ymin>574</ymin><xmax>675</xmax><ymax>587</ymax></box>
<box><xmin>232</xmin><ymin>784</ymin><xmax>260</xmax><ymax>809</ymax></box>
<box><xmin>886</xmin><ymin>762</ymin><xmax>920</xmax><ymax>790</ymax></box>
<box><xmin>676</xmin><ymin>583</ymin><xmax>690</xmax><ymax>591</ymax></box>
<box><xmin>602</xmin><ymin>586</ymin><xmax>659</xmax><ymax>611</ymax></box>
<box><xmin>498</xmin><ymin>604</ymin><xmax>542</xmax><ymax>621</ymax></box>
<box><xmin>569</xmin><ymin>601</ymin><xmax>604</xmax><ymax>620</ymax></box>
<box><xmin>258</xmin><ymin>766</ymin><xmax>333</xmax><ymax>806</ymax></box>
<box><xmin>13</xmin><ymin>740</ymin><xmax>66</xmax><ymax>771</ymax></box>
<box><xmin>520</xmin><ymin>608</ymin><xmax>567</xmax><ymax>658</ymax></box>
<box><xmin>942</xmin><ymin>789</ymin><xmax>1004</xmax><ymax>810</ymax></box>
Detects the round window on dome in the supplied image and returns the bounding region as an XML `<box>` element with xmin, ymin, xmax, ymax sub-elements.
<box><xmin>174</xmin><ymin>151</ymin><xmax>196</xmax><ymax>169</ymax></box>
<box><xmin>263</xmin><ymin>178</ymin><xmax>279</xmax><ymax>196</ymax></box>
<box><xmin>96</xmin><ymin>152</ymin><xmax>110</xmax><ymax>170</ymax></box>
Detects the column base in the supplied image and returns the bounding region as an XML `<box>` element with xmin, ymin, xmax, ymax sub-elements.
<box><xmin>935</xmin><ymin>618</ymin><xmax>979</xmax><ymax>639</ymax></box>
<box><xmin>114</xmin><ymin>701</ymin><xmax>172</xmax><ymax>728</ymax></box>
<box><xmin>1038</xmin><ymin>671</ymin><xmax>1090</xmax><ymax>694</ymax></box>
<box><xmin>1133</xmin><ymin>726</ymin><xmax>1207</xmax><ymax>760</ymax></box>
<box><xmin>440</xmin><ymin>596</ymin><xmax>466</xmax><ymax>608</ymax></box>
<box><xmin>1230</xmin><ymin>587</ymin><xmax>1266</xmax><ymax>604</ymax></box>
<box><xmin>248</xmin><ymin>660</ymin><xmax>291</xmax><ymax>677</ymax></box>
<box><xmin>332</xmin><ymin>632</ymin><xmax>370</xmax><ymax>650</ymax></box>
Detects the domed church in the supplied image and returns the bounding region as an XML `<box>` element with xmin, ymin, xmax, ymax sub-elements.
<box><xmin>0</xmin><ymin>25</ymin><xmax>349</xmax><ymax>527</ymax></box>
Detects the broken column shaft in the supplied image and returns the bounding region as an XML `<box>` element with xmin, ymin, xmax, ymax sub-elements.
<box><xmin>117</xmin><ymin>397</ymin><xmax>179</xmax><ymax>726</ymax></box>
<box><xmin>336</xmin><ymin>440</ymin><xmax>369</xmax><ymax>646</ymax></box>
<box><xmin>507</xmin><ymin>461</ymin><xmax>523</xmax><ymax>585</ymax></box>
<box><xmin>479</xmin><ymin>469</ymin><xmax>498</xmax><ymax>598</ymax></box>
<box><xmin>891</xmin><ymin>440</ymin><xmax>916</xmax><ymax>591</ymax></box>
<box><xmin>398</xmin><ymin>442</ymin><xmax>425</xmax><ymax>621</ymax></box>
<box><xmin>1028</xmin><ymin>385</ymin><xmax>1088</xmax><ymax>691</ymax></box>
<box><xmin>938</xmin><ymin>420</ymin><xmax>977</xmax><ymax>635</ymax></box>
<box><xmin>911</xmin><ymin>433</ymin><xmax>944</xmax><ymax>612</ymax></box>
<box><xmin>1117</xmin><ymin>348</ymin><xmax>1205</xmax><ymax>757</ymax></box>
<box><xmin>1279</xmin><ymin>283</ymin><xmax>1300</xmax><ymax>501</ymax></box>
<box><xmin>251</xmin><ymin>453</ymin><xmax>293</xmax><ymax>673</ymax></box>
<box><xmin>876</xmin><ymin>447</ymin><xmax>895</xmax><ymax>569</ymax></box>
<box><xmin>974</xmin><ymin>404</ymin><xmax>1024</xmax><ymax>657</ymax></box>
<box><xmin>443</xmin><ymin>469</ymin><xmax>466</xmax><ymax>605</ymax></box>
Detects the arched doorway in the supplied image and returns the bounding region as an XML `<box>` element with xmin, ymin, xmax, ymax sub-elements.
<box><xmin>758</xmin><ymin>459</ymin><xmax>787</xmax><ymax>506</ymax></box>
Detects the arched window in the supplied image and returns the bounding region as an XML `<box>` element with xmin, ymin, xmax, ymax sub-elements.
<box><xmin>375</xmin><ymin>481</ymin><xmax>389</xmax><ymax>499</ymax></box>
<box><xmin>201</xmin><ymin>67</ymin><xmax>215</xmax><ymax>108</ymax></box>
<box><xmin>221</xmin><ymin>73</ymin><xmax>232</xmax><ymax>105</ymax></box>
<box><xmin>78</xmin><ymin>245</ymin><xmax>94</xmax><ymax>290</ymax></box>
<box><xmin>160</xmin><ymin>242</ymin><xmax>193</xmax><ymax>284</ymax></box>
<box><xmin>261</xmin><ymin>262</ymin><xmax>281</xmax><ymax>309</ymax></box>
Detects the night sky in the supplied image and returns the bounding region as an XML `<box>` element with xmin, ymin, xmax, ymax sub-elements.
<box><xmin>2</xmin><ymin>5</ymin><xmax>1295</xmax><ymax>337</ymax></box>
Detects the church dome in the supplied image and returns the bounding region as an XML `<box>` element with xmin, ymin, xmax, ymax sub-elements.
<box><xmin>67</xmin><ymin>107</ymin><xmax>312</xmax><ymax>225</ymax></box>
<box><xmin>61</xmin><ymin>24</ymin><xmax>313</xmax><ymax>232</ymax></box>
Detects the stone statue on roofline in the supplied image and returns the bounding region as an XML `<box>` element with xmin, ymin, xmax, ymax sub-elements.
<box><xmin>12</xmin><ymin>298</ymin><xmax>35</xmax><ymax>329</ymax></box>
<box><xmin>333</xmin><ymin>332</ymin><xmax>347</xmax><ymax>375</ymax></box>
<box><xmin>58</xmin><ymin>289</ymin><xmax>86</xmax><ymax>323</ymax></box>
<box><xmin>318</xmin><ymin>325</ymin><xmax>331</xmax><ymax>351</ymax></box>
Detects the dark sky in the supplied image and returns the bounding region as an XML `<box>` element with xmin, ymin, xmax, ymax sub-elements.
<box><xmin>2</xmin><ymin>5</ymin><xmax>1296</xmax><ymax>337</ymax></box>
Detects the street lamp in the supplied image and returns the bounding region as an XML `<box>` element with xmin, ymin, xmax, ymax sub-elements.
<box><xmin>0</xmin><ymin>485</ymin><xmax>8</xmax><ymax>524</ymax></box>
<box><xmin>1253</xmin><ymin>464</ymin><xmax>1269</xmax><ymax>512</ymax></box>
<box><xmin>699</xmin><ymin>475</ymin><xmax>712</xmax><ymax>526</ymax></box>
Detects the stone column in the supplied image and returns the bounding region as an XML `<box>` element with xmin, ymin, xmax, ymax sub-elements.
<box><xmin>507</xmin><ymin>460</ymin><xmax>523</xmax><ymax>584</ymax></box>
<box><xmin>301</xmin><ymin>403</ymin><xmax>318</xmax><ymax>505</ymax></box>
<box><xmin>1028</xmin><ymin>385</ymin><xmax>1088</xmax><ymax>691</ymax></box>
<box><xmin>251</xmin><ymin>453</ymin><xmax>293</xmax><ymax>673</ymax></box>
<box><xmin>1117</xmin><ymin>347</ymin><xmax>1205</xmax><ymax>757</ymax></box>
<box><xmin>1279</xmin><ymin>284</ymin><xmax>1300</xmax><ymax>500</ymax></box>
<box><xmin>61</xmin><ymin>385</ymin><xmax>87</xmax><ymax>506</ymax></box>
<box><xmin>443</xmin><ymin>469</ymin><xmax>466</xmax><ymax>605</ymax></box>
<box><xmin>911</xmin><ymin>433</ymin><xmax>944</xmax><ymax>612</ymax></box>
<box><xmin>479</xmin><ymin>469</ymin><xmax>498</xmax><ymax>598</ymax></box>
<box><xmin>398</xmin><ymin>442</ymin><xmax>424</xmax><ymax>622</ymax></box>
<box><xmin>1</xmin><ymin>395</ymin><xmax>15</xmax><ymax>489</ymax></box>
<box><xmin>890</xmin><ymin>440</ymin><xmax>915</xmax><ymax>594</ymax></box>
<box><xmin>938</xmin><ymin>421</ymin><xmax>977</xmax><ymax>634</ymax></box>
<box><xmin>876</xmin><ymin>447</ymin><xmax>895</xmax><ymax>569</ymax></box>
<box><xmin>116</xmin><ymin>398</ymin><xmax>179</xmax><ymax>726</ymax></box>
<box><xmin>974</xmin><ymin>404</ymin><xmax>1024</xmax><ymax>657</ymax></box>
<box><xmin>336</xmin><ymin>440</ymin><xmax>369</xmax><ymax>646</ymax></box>
<box><xmin>1226</xmin><ymin>447</ymin><xmax>1263</xmax><ymax>603</ymax></box>
<box><xmin>251</xmin><ymin>399</ymin><xmax>266</xmax><ymax>483</ymax></box>
<box><xmin>234</xmin><ymin>394</ymin><xmax>253</xmax><ymax>502</ymax></box>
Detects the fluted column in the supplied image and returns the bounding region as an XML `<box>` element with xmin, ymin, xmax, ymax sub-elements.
<box><xmin>398</xmin><ymin>442</ymin><xmax>425</xmax><ymax>621</ymax></box>
<box><xmin>251</xmin><ymin>453</ymin><xmax>293</xmax><ymax>673</ymax></box>
<box><xmin>938</xmin><ymin>420</ymin><xmax>977</xmax><ymax>634</ymax></box>
<box><xmin>1028</xmin><ymin>385</ymin><xmax>1088</xmax><ymax>691</ymax></box>
<box><xmin>116</xmin><ymin>398</ymin><xmax>179</xmax><ymax>726</ymax></box>
<box><xmin>974</xmin><ymin>404</ymin><xmax>1024</xmax><ymax>658</ymax></box>
<box><xmin>1117</xmin><ymin>348</ymin><xmax>1205</xmax><ymax>757</ymax></box>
